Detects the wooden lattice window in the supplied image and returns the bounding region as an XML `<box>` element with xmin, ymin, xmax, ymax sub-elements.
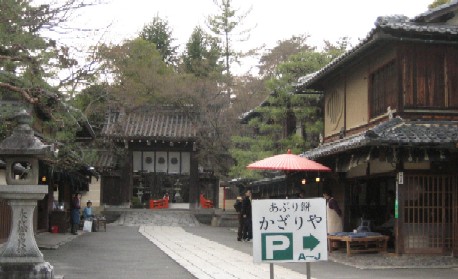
<box><xmin>369</xmin><ymin>60</ymin><xmax>398</xmax><ymax>118</ymax></box>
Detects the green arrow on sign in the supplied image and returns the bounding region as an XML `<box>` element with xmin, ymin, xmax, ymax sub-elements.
<box><xmin>303</xmin><ymin>234</ymin><xmax>320</xmax><ymax>251</ymax></box>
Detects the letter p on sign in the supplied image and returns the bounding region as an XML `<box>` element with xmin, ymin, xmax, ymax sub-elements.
<box><xmin>262</xmin><ymin>233</ymin><xmax>293</xmax><ymax>261</ymax></box>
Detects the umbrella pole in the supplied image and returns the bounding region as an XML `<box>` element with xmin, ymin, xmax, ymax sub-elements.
<box><xmin>285</xmin><ymin>171</ymin><xmax>289</xmax><ymax>198</ymax></box>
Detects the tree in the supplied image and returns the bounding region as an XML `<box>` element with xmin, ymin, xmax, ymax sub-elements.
<box><xmin>1</xmin><ymin>0</ymin><xmax>56</xmax><ymax>103</ymax></box>
<box><xmin>258</xmin><ymin>35</ymin><xmax>314</xmax><ymax>78</ymax></box>
<box><xmin>70</xmin><ymin>84</ymin><xmax>108</xmax><ymax>133</ymax></box>
<box><xmin>181</xmin><ymin>26</ymin><xmax>223</xmax><ymax>78</ymax></box>
<box><xmin>139</xmin><ymin>15</ymin><xmax>178</xmax><ymax>66</ymax></box>
<box><xmin>428</xmin><ymin>0</ymin><xmax>451</xmax><ymax>9</ymax></box>
<box><xmin>206</xmin><ymin>0</ymin><xmax>253</xmax><ymax>83</ymax></box>
<box><xmin>0</xmin><ymin>0</ymin><xmax>106</xmax><ymax>170</ymax></box>
<box><xmin>96</xmin><ymin>38</ymin><xmax>177</xmax><ymax>106</ymax></box>
<box><xmin>229</xmin><ymin>39</ymin><xmax>349</xmax><ymax>179</ymax></box>
<box><xmin>0</xmin><ymin>0</ymin><xmax>102</xmax><ymax>103</ymax></box>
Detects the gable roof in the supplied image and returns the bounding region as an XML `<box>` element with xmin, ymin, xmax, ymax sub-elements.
<box><xmin>303</xmin><ymin>117</ymin><xmax>458</xmax><ymax>159</ymax></box>
<box><xmin>296</xmin><ymin>1</ymin><xmax>458</xmax><ymax>91</ymax></box>
<box><xmin>101</xmin><ymin>107</ymin><xmax>198</xmax><ymax>140</ymax></box>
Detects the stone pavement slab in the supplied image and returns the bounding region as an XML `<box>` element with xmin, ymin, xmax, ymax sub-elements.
<box><xmin>140</xmin><ymin>226</ymin><xmax>308</xmax><ymax>279</ymax></box>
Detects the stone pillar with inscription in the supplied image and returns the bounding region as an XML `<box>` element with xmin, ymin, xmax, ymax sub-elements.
<box><xmin>0</xmin><ymin>110</ymin><xmax>56</xmax><ymax>278</ymax></box>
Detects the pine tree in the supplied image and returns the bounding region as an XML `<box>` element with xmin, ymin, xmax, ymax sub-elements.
<box><xmin>182</xmin><ymin>26</ymin><xmax>223</xmax><ymax>78</ymax></box>
<box><xmin>140</xmin><ymin>15</ymin><xmax>178</xmax><ymax>66</ymax></box>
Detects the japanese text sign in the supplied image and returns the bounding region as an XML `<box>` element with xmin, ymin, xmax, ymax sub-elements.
<box><xmin>252</xmin><ymin>199</ymin><xmax>327</xmax><ymax>263</ymax></box>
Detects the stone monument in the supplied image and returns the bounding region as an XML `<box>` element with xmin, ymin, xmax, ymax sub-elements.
<box><xmin>0</xmin><ymin>110</ymin><xmax>56</xmax><ymax>278</ymax></box>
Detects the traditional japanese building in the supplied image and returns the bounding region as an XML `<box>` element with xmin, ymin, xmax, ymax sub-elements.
<box><xmin>98</xmin><ymin>106</ymin><xmax>218</xmax><ymax>209</ymax></box>
<box><xmin>298</xmin><ymin>2</ymin><xmax>458</xmax><ymax>255</ymax></box>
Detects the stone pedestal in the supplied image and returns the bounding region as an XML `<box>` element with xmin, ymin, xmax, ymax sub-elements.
<box><xmin>0</xmin><ymin>185</ymin><xmax>55</xmax><ymax>278</ymax></box>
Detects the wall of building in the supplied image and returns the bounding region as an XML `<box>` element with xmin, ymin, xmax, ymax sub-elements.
<box><xmin>82</xmin><ymin>178</ymin><xmax>101</xmax><ymax>214</ymax></box>
<box><xmin>323</xmin><ymin>48</ymin><xmax>396</xmax><ymax>138</ymax></box>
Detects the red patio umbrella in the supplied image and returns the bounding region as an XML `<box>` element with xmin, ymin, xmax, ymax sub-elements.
<box><xmin>246</xmin><ymin>149</ymin><xmax>331</xmax><ymax>172</ymax></box>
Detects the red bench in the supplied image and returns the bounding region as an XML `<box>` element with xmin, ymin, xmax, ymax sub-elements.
<box><xmin>200</xmin><ymin>194</ymin><xmax>213</xmax><ymax>208</ymax></box>
<box><xmin>149</xmin><ymin>198</ymin><xmax>169</xmax><ymax>209</ymax></box>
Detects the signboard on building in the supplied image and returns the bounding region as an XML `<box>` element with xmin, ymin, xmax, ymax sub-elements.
<box><xmin>252</xmin><ymin>199</ymin><xmax>327</xmax><ymax>263</ymax></box>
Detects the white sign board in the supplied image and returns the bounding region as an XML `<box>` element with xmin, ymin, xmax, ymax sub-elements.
<box><xmin>252</xmin><ymin>199</ymin><xmax>328</xmax><ymax>263</ymax></box>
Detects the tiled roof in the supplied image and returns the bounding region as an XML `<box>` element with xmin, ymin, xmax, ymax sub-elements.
<box><xmin>303</xmin><ymin>117</ymin><xmax>458</xmax><ymax>159</ymax></box>
<box><xmin>296</xmin><ymin>1</ymin><xmax>458</xmax><ymax>90</ymax></box>
<box><xmin>414</xmin><ymin>0</ymin><xmax>458</xmax><ymax>22</ymax></box>
<box><xmin>376</xmin><ymin>15</ymin><xmax>458</xmax><ymax>35</ymax></box>
<box><xmin>101</xmin><ymin>108</ymin><xmax>197</xmax><ymax>140</ymax></box>
<box><xmin>92</xmin><ymin>151</ymin><xmax>117</xmax><ymax>169</ymax></box>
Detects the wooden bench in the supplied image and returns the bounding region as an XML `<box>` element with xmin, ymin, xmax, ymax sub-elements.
<box><xmin>95</xmin><ymin>215</ymin><xmax>107</xmax><ymax>232</ymax></box>
<box><xmin>328</xmin><ymin>235</ymin><xmax>389</xmax><ymax>256</ymax></box>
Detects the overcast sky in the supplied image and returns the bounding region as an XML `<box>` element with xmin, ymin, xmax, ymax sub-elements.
<box><xmin>58</xmin><ymin>0</ymin><xmax>435</xmax><ymax>74</ymax></box>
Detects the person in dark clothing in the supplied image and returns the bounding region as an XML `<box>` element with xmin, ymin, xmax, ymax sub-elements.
<box><xmin>241</xmin><ymin>190</ymin><xmax>252</xmax><ymax>241</ymax></box>
<box><xmin>71</xmin><ymin>193</ymin><xmax>81</xmax><ymax>235</ymax></box>
<box><xmin>234</xmin><ymin>196</ymin><xmax>243</xmax><ymax>241</ymax></box>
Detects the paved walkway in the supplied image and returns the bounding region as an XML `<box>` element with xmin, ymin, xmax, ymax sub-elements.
<box><xmin>140</xmin><ymin>226</ymin><xmax>306</xmax><ymax>279</ymax></box>
<box><xmin>31</xmin><ymin>210</ymin><xmax>458</xmax><ymax>279</ymax></box>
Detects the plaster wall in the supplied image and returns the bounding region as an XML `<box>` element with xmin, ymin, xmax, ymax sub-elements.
<box><xmin>345</xmin><ymin>67</ymin><xmax>368</xmax><ymax>128</ymax></box>
<box><xmin>346</xmin><ymin>163</ymin><xmax>368</xmax><ymax>178</ymax></box>
<box><xmin>82</xmin><ymin>179</ymin><xmax>101</xmax><ymax>213</ymax></box>
<box><xmin>370</xmin><ymin>160</ymin><xmax>396</xmax><ymax>174</ymax></box>
<box><xmin>346</xmin><ymin>159</ymin><xmax>395</xmax><ymax>178</ymax></box>
<box><xmin>324</xmin><ymin>81</ymin><xmax>345</xmax><ymax>137</ymax></box>
<box><xmin>323</xmin><ymin>49</ymin><xmax>396</xmax><ymax>138</ymax></box>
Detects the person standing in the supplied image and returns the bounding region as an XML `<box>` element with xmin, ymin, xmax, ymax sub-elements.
<box><xmin>241</xmin><ymin>190</ymin><xmax>252</xmax><ymax>241</ymax></box>
<box><xmin>233</xmin><ymin>196</ymin><xmax>243</xmax><ymax>241</ymax></box>
<box><xmin>71</xmin><ymin>193</ymin><xmax>81</xmax><ymax>235</ymax></box>
<box><xmin>323</xmin><ymin>189</ymin><xmax>343</xmax><ymax>234</ymax></box>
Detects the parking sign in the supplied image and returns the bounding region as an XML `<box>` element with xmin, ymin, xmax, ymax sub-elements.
<box><xmin>252</xmin><ymin>199</ymin><xmax>327</xmax><ymax>263</ymax></box>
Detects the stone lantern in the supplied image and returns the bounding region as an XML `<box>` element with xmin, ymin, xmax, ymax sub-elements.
<box><xmin>0</xmin><ymin>110</ymin><xmax>55</xmax><ymax>278</ymax></box>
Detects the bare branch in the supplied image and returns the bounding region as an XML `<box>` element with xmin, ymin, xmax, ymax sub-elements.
<box><xmin>0</xmin><ymin>82</ymin><xmax>39</xmax><ymax>104</ymax></box>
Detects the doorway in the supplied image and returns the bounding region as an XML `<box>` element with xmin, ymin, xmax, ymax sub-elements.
<box><xmin>401</xmin><ymin>174</ymin><xmax>457</xmax><ymax>255</ymax></box>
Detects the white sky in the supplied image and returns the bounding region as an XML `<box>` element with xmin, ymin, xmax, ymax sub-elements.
<box><xmin>58</xmin><ymin>0</ymin><xmax>434</xmax><ymax>74</ymax></box>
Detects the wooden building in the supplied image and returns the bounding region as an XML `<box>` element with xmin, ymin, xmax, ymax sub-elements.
<box><xmin>298</xmin><ymin>2</ymin><xmax>458</xmax><ymax>255</ymax></box>
<box><xmin>98</xmin><ymin>106</ymin><xmax>218</xmax><ymax>209</ymax></box>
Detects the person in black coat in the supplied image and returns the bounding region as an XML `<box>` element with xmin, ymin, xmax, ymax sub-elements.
<box><xmin>234</xmin><ymin>196</ymin><xmax>244</xmax><ymax>241</ymax></box>
<box><xmin>241</xmin><ymin>190</ymin><xmax>252</xmax><ymax>241</ymax></box>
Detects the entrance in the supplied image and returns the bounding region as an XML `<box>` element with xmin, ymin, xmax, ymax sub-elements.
<box><xmin>133</xmin><ymin>172</ymin><xmax>190</xmax><ymax>205</ymax></box>
<box><xmin>401</xmin><ymin>174</ymin><xmax>458</xmax><ymax>255</ymax></box>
